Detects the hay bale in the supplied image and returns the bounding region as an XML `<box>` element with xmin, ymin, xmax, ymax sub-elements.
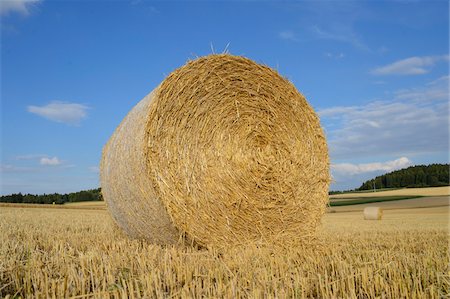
<box><xmin>363</xmin><ymin>207</ymin><xmax>383</xmax><ymax>220</ymax></box>
<box><xmin>100</xmin><ymin>54</ymin><xmax>330</xmax><ymax>248</ymax></box>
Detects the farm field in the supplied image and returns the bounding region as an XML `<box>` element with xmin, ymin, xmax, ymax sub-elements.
<box><xmin>0</xmin><ymin>201</ymin><xmax>106</xmax><ymax>210</ymax></box>
<box><xmin>330</xmin><ymin>186</ymin><xmax>450</xmax><ymax>198</ymax></box>
<box><xmin>1</xmin><ymin>203</ymin><xmax>448</xmax><ymax>298</ymax></box>
<box><xmin>329</xmin><ymin>196</ymin><xmax>449</xmax><ymax>212</ymax></box>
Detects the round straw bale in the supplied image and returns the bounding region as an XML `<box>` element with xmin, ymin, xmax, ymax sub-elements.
<box><xmin>363</xmin><ymin>207</ymin><xmax>383</xmax><ymax>220</ymax></box>
<box><xmin>100</xmin><ymin>54</ymin><xmax>330</xmax><ymax>248</ymax></box>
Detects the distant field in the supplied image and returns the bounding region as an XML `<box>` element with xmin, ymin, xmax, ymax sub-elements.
<box><xmin>0</xmin><ymin>203</ymin><xmax>448</xmax><ymax>298</ymax></box>
<box><xmin>329</xmin><ymin>195</ymin><xmax>423</xmax><ymax>206</ymax></box>
<box><xmin>328</xmin><ymin>196</ymin><xmax>449</xmax><ymax>212</ymax></box>
<box><xmin>64</xmin><ymin>201</ymin><xmax>106</xmax><ymax>209</ymax></box>
<box><xmin>0</xmin><ymin>201</ymin><xmax>106</xmax><ymax>210</ymax></box>
<box><xmin>330</xmin><ymin>186</ymin><xmax>450</xmax><ymax>198</ymax></box>
<box><xmin>1</xmin><ymin>187</ymin><xmax>447</xmax><ymax>211</ymax></box>
<box><xmin>323</xmin><ymin>206</ymin><xmax>448</xmax><ymax>231</ymax></box>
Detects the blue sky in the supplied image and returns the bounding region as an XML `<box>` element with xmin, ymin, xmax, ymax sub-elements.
<box><xmin>1</xmin><ymin>0</ymin><xmax>448</xmax><ymax>194</ymax></box>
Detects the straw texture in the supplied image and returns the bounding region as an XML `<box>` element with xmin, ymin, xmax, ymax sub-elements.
<box><xmin>100</xmin><ymin>91</ymin><xmax>181</xmax><ymax>245</ymax></box>
<box><xmin>101</xmin><ymin>54</ymin><xmax>330</xmax><ymax>248</ymax></box>
<box><xmin>363</xmin><ymin>207</ymin><xmax>383</xmax><ymax>220</ymax></box>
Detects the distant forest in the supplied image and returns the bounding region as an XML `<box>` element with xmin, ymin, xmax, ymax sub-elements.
<box><xmin>358</xmin><ymin>164</ymin><xmax>449</xmax><ymax>191</ymax></box>
<box><xmin>0</xmin><ymin>188</ymin><xmax>102</xmax><ymax>204</ymax></box>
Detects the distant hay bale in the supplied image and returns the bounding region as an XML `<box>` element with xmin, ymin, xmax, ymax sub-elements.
<box><xmin>100</xmin><ymin>54</ymin><xmax>330</xmax><ymax>248</ymax></box>
<box><xmin>363</xmin><ymin>207</ymin><xmax>383</xmax><ymax>220</ymax></box>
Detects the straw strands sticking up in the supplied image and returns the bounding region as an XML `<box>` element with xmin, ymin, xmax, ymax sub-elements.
<box><xmin>101</xmin><ymin>54</ymin><xmax>330</xmax><ymax>248</ymax></box>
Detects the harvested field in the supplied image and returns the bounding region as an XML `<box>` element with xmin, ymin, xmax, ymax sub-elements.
<box><xmin>329</xmin><ymin>195</ymin><xmax>422</xmax><ymax>206</ymax></box>
<box><xmin>324</xmin><ymin>206</ymin><xmax>448</xmax><ymax>231</ymax></box>
<box><xmin>328</xmin><ymin>196</ymin><xmax>449</xmax><ymax>212</ymax></box>
<box><xmin>330</xmin><ymin>186</ymin><xmax>449</xmax><ymax>198</ymax></box>
<box><xmin>0</xmin><ymin>202</ymin><xmax>106</xmax><ymax>210</ymax></box>
<box><xmin>0</xmin><ymin>204</ymin><xmax>448</xmax><ymax>298</ymax></box>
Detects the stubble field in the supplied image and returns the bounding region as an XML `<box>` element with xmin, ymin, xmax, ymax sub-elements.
<box><xmin>0</xmin><ymin>203</ymin><xmax>448</xmax><ymax>298</ymax></box>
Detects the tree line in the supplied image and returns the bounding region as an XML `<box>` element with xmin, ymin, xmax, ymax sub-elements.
<box><xmin>0</xmin><ymin>188</ymin><xmax>102</xmax><ymax>204</ymax></box>
<box><xmin>358</xmin><ymin>163</ymin><xmax>449</xmax><ymax>191</ymax></box>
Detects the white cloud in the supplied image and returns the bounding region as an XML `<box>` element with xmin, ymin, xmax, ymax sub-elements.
<box><xmin>7</xmin><ymin>154</ymin><xmax>72</xmax><ymax>168</ymax></box>
<box><xmin>0</xmin><ymin>0</ymin><xmax>41</xmax><ymax>16</ymax></box>
<box><xmin>319</xmin><ymin>76</ymin><xmax>449</xmax><ymax>159</ymax></box>
<box><xmin>395</xmin><ymin>75</ymin><xmax>449</xmax><ymax>102</ymax></box>
<box><xmin>371</xmin><ymin>55</ymin><xmax>449</xmax><ymax>75</ymax></box>
<box><xmin>332</xmin><ymin>157</ymin><xmax>412</xmax><ymax>176</ymax></box>
<box><xmin>279</xmin><ymin>30</ymin><xmax>298</xmax><ymax>42</ymax></box>
<box><xmin>27</xmin><ymin>101</ymin><xmax>89</xmax><ymax>125</ymax></box>
<box><xmin>40</xmin><ymin>157</ymin><xmax>61</xmax><ymax>166</ymax></box>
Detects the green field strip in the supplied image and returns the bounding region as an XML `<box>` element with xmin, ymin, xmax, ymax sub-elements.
<box><xmin>329</xmin><ymin>195</ymin><xmax>424</xmax><ymax>207</ymax></box>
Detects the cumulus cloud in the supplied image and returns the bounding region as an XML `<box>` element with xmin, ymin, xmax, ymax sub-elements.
<box><xmin>40</xmin><ymin>157</ymin><xmax>62</xmax><ymax>166</ymax></box>
<box><xmin>0</xmin><ymin>0</ymin><xmax>41</xmax><ymax>16</ymax></box>
<box><xmin>371</xmin><ymin>55</ymin><xmax>449</xmax><ymax>75</ymax></box>
<box><xmin>319</xmin><ymin>76</ymin><xmax>449</xmax><ymax>159</ymax></box>
<box><xmin>1</xmin><ymin>155</ymin><xmax>66</xmax><ymax>174</ymax></box>
<box><xmin>27</xmin><ymin>101</ymin><xmax>89</xmax><ymax>125</ymax></box>
<box><xmin>13</xmin><ymin>154</ymin><xmax>66</xmax><ymax>166</ymax></box>
<box><xmin>332</xmin><ymin>157</ymin><xmax>412</xmax><ymax>176</ymax></box>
